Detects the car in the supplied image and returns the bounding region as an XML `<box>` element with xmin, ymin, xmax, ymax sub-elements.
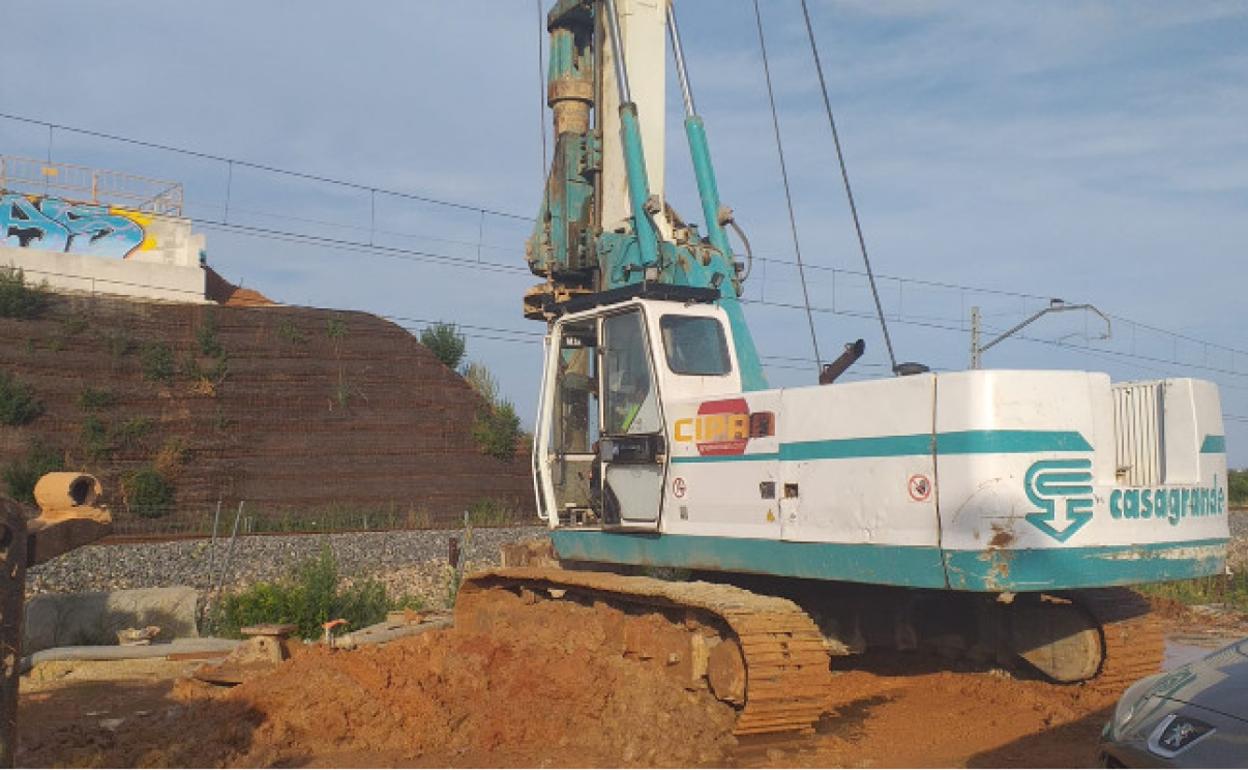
<box><xmin>1100</xmin><ymin>636</ymin><xmax>1248</xmax><ymax>767</ymax></box>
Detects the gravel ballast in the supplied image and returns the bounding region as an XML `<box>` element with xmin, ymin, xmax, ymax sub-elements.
<box><xmin>26</xmin><ymin>526</ymin><xmax>547</xmax><ymax>603</ymax></box>
<box><xmin>27</xmin><ymin>516</ymin><xmax>1248</xmax><ymax>603</ymax></box>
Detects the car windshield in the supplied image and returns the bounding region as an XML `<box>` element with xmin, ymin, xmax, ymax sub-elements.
<box><xmin>660</xmin><ymin>315</ymin><xmax>731</xmax><ymax>376</ymax></box>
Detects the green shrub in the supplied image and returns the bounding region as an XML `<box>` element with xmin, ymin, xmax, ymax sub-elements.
<box><xmin>326</xmin><ymin>316</ymin><xmax>348</xmax><ymax>341</ymax></box>
<box><xmin>2</xmin><ymin>441</ymin><xmax>64</xmax><ymax>504</ymax></box>
<box><xmin>472</xmin><ymin>400</ymin><xmax>522</xmax><ymax>461</ymax></box>
<box><xmin>0</xmin><ymin>267</ymin><xmax>48</xmax><ymax>319</ymax></box>
<box><xmin>275</xmin><ymin>318</ymin><xmax>307</xmax><ymax>345</ymax></box>
<box><xmin>124</xmin><ymin>467</ymin><xmax>174</xmax><ymax>518</ymax></box>
<box><xmin>112</xmin><ymin>417</ymin><xmax>154</xmax><ymax>451</ymax></box>
<box><xmin>209</xmin><ymin>546</ymin><xmax>420</xmax><ymax>640</ymax></box>
<box><xmin>140</xmin><ymin>343</ymin><xmax>175</xmax><ymax>383</ymax></box>
<box><xmin>461</xmin><ymin>361</ymin><xmax>498</xmax><ymax>403</ymax></box>
<box><xmin>0</xmin><ymin>371</ymin><xmax>45</xmax><ymax>426</ymax></box>
<box><xmin>60</xmin><ymin>313</ymin><xmax>89</xmax><ymax>337</ymax></box>
<box><xmin>102</xmin><ymin>329</ymin><xmax>136</xmax><ymax>359</ymax></box>
<box><xmin>81</xmin><ymin>415</ymin><xmax>111</xmax><ymax>461</ymax></box>
<box><xmin>420</xmin><ymin>322</ymin><xmax>466</xmax><ymax>369</ymax></box>
<box><xmin>77</xmin><ymin>387</ymin><xmax>117</xmax><ymax>411</ymax></box>
<box><xmin>196</xmin><ymin>311</ymin><xmax>225</xmax><ymax>358</ymax></box>
<box><xmin>1230</xmin><ymin>469</ymin><xmax>1247</xmax><ymax>507</ymax></box>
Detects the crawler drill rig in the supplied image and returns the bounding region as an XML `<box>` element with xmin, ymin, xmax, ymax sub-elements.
<box><xmin>459</xmin><ymin>0</ymin><xmax>1230</xmax><ymax>735</ymax></box>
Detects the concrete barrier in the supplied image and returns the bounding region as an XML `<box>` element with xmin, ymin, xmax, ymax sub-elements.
<box><xmin>23</xmin><ymin>586</ymin><xmax>200</xmax><ymax>654</ymax></box>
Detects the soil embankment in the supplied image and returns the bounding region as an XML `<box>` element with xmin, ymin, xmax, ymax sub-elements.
<box><xmin>1</xmin><ymin>293</ymin><xmax>532</xmax><ymax>533</ymax></box>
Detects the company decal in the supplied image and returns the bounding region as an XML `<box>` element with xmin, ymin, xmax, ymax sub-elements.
<box><xmin>672</xmin><ymin>398</ymin><xmax>775</xmax><ymax>456</ymax></box>
<box><xmin>1025</xmin><ymin>459</ymin><xmax>1226</xmax><ymax>543</ymax></box>
<box><xmin>1110</xmin><ymin>480</ymin><xmax>1225</xmax><ymax>526</ymax></box>
<box><xmin>1024</xmin><ymin>459</ymin><xmax>1094</xmax><ymax>542</ymax></box>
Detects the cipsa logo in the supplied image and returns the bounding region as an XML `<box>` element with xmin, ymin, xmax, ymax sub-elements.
<box><xmin>672</xmin><ymin>398</ymin><xmax>775</xmax><ymax>456</ymax></box>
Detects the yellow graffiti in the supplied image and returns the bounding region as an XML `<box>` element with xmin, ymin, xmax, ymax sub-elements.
<box><xmin>110</xmin><ymin>207</ymin><xmax>158</xmax><ymax>251</ymax></box>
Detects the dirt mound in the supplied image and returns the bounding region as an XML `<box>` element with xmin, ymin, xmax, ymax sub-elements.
<box><xmin>20</xmin><ymin>599</ymin><xmax>737</xmax><ymax>768</ymax></box>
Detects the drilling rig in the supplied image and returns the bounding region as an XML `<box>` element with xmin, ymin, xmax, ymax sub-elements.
<box><xmin>457</xmin><ymin>0</ymin><xmax>1230</xmax><ymax>735</ymax></box>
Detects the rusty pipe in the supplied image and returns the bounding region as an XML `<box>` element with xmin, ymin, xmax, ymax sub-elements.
<box><xmin>819</xmin><ymin>339</ymin><xmax>865</xmax><ymax>385</ymax></box>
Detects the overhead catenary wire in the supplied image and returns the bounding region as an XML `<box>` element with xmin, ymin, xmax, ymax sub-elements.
<box><xmin>0</xmin><ymin>112</ymin><xmax>529</xmax><ymax>223</ymax></box>
<box><xmin>798</xmin><ymin>0</ymin><xmax>897</xmax><ymax>375</ymax></box>
<box><xmin>751</xmin><ymin>0</ymin><xmax>822</xmax><ymax>369</ymax></box>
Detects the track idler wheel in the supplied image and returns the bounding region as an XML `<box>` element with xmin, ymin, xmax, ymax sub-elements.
<box><xmin>1008</xmin><ymin>596</ymin><xmax>1102</xmax><ymax>683</ymax></box>
<box><xmin>707</xmin><ymin>638</ymin><xmax>746</xmax><ymax>705</ymax></box>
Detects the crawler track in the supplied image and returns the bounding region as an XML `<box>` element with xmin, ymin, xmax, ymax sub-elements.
<box><xmin>1073</xmin><ymin>587</ymin><xmax>1165</xmax><ymax>694</ymax></box>
<box><xmin>458</xmin><ymin>567</ymin><xmax>833</xmax><ymax>736</ymax></box>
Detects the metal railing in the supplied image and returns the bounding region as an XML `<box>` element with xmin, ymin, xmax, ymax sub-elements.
<box><xmin>0</xmin><ymin>155</ymin><xmax>183</xmax><ymax>216</ymax></box>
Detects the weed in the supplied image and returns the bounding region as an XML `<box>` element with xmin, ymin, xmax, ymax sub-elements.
<box><xmin>77</xmin><ymin>387</ymin><xmax>117</xmax><ymax>411</ymax></box>
<box><xmin>326</xmin><ymin>316</ymin><xmax>348</xmax><ymax>341</ymax></box>
<box><xmin>196</xmin><ymin>311</ymin><xmax>225</xmax><ymax>358</ymax></box>
<box><xmin>46</xmin><ymin>338</ymin><xmax>65</xmax><ymax>353</ymax></box>
<box><xmin>275</xmin><ymin>318</ymin><xmax>307</xmax><ymax>345</ymax></box>
<box><xmin>123</xmin><ymin>467</ymin><xmax>175</xmax><ymax>518</ymax></box>
<box><xmin>2</xmin><ymin>441</ymin><xmax>64</xmax><ymax>504</ymax></box>
<box><xmin>208</xmin><ymin>545</ymin><xmax>416</xmax><ymax>640</ymax></box>
<box><xmin>472</xmin><ymin>400</ymin><xmax>522</xmax><ymax>461</ymax></box>
<box><xmin>140</xmin><ymin>342</ymin><xmax>175</xmax><ymax>384</ymax></box>
<box><xmin>0</xmin><ymin>371</ymin><xmax>45</xmax><ymax>426</ymax></box>
<box><xmin>461</xmin><ymin>361</ymin><xmax>498</xmax><ymax>404</ymax></box>
<box><xmin>0</xmin><ymin>267</ymin><xmax>48</xmax><ymax>319</ymax></box>
<box><xmin>420</xmin><ymin>322</ymin><xmax>466</xmax><ymax>370</ymax></box>
<box><xmin>466</xmin><ymin>498</ymin><xmax>512</xmax><ymax>527</ymax></box>
<box><xmin>1139</xmin><ymin>574</ymin><xmax>1248</xmax><ymax>613</ymax></box>
<box><xmin>24</xmin><ymin>338</ymin><xmax>37</xmax><ymax>355</ymax></box>
<box><xmin>80</xmin><ymin>415</ymin><xmax>111</xmax><ymax>462</ymax></box>
<box><xmin>154</xmin><ymin>437</ymin><xmax>190</xmax><ymax>477</ymax></box>
<box><xmin>213</xmin><ymin>405</ymin><xmax>234</xmax><ymax>432</ymax></box>
<box><xmin>60</xmin><ymin>313</ymin><xmax>89</xmax><ymax>337</ymax></box>
<box><xmin>112</xmin><ymin>417</ymin><xmax>154</xmax><ymax>451</ymax></box>
<box><xmin>102</xmin><ymin>329</ymin><xmax>136</xmax><ymax>359</ymax></box>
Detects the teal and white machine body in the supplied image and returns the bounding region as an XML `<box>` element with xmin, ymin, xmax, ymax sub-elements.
<box><xmin>533</xmin><ymin>297</ymin><xmax>1229</xmax><ymax>592</ymax></box>
<box><xmin>524</xmin><ymin>0</ymin><xmax>1229</xmax><ymax>594</ymax></box>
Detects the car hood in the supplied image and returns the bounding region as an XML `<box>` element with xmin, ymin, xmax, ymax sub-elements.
<box><xmin>1146</xmin><ymin>638</ymin><xmax>1248</xmax><ymax>721</ymax></box>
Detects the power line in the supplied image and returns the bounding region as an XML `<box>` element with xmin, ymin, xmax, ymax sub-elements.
<box><xmin>5</xmin><ymin>111</ymin><xmax>1242</xmax><ymax>366</ymax></box>
<box><xmin>0</xmin><ymin>112</ymin><xmax>529</xmax><ymax>222</ymax></box>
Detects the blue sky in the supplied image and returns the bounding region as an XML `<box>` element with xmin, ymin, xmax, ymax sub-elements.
<box><xmin>2</xmin><ymin>1</ymin><xmax>1246</xmax><ymax>464</ymax></box>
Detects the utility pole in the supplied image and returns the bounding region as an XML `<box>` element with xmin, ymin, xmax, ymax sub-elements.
<box><xmin>970</xmin><ymin>306</ymin><xmax>982</xmax><ymax>370</ymax></box>
<box><xmin>971</xmin><ymin>299</ymin><xmax>1111</xmax><ymax>369</ymax></box>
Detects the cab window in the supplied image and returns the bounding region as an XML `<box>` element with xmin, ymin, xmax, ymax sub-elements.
<box><xmin>660</xmin><ymin>315</ymin><xmax>731</xmax><ymax>376</ymax></box>
<box><xmin>602</xmin><ymin>311</ymin><xmax>661</xmax><ymax>435</ymax></box>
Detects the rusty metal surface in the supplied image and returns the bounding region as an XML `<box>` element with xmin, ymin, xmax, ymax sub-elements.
<box><xmin>461</xmin><ymin>567</ymin><xmax>833</xmax><ymax>736</ymax></box>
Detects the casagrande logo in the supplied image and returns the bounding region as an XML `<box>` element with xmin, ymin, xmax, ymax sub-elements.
<box><xmin>1110</xmin><ymin>479</ymin><xmax>1225</xmax><ymax>526</ymax></box>
<box><xmin>1025</xmin><ymin>459</ymin><xmax>1227</xmax><ymax>542</ymax></box>
<box><xmin>1024</xmin><ymin>459</ymin><xmax>1094</xmax><ymax>542</ymax></box>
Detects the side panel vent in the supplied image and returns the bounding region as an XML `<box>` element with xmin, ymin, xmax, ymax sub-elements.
<box><xmin>1112</xmin><ymin>382</ymin><xmax>1165</xmax><ymax>487</ymax></box>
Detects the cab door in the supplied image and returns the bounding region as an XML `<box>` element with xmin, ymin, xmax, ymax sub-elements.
<box><xmin>599</xmin><ymin>308</ymin><xmax>665</xmax><ymax>530</ymax></box>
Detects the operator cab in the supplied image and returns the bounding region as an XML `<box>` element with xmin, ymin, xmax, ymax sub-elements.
<box><xmin>534</xmin><ymin>297</ymin><xmax>742</xmax><ymax>530</ymax></box>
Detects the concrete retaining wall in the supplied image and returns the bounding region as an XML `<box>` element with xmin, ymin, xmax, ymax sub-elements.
<box><xmin>23</xmin><ymin>586</ymin><xmax>200</xmax><ymax>654</ymax></box>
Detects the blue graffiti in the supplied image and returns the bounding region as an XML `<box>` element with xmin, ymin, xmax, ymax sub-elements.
<box><xmin>0</xmin><ymin>194</ymin><xmax>145</xmax><ymax>258</ymax></box>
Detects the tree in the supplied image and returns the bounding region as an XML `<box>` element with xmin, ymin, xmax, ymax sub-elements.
<box><xmin>473</xmin><ymin>400</ymin><xmax>522</xmax><ymax>461</ymax></box>
<box><xmin>1230</xmin><ymin>468</ymin><xmax>1248</xmax><ymax>507</ymax></box>
<box><xmin>419</xmin><ymin>323</ymin><xmax>466</xmax><ymax>370</ymax></box>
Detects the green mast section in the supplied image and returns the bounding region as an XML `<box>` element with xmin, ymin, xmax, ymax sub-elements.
<box><xmin>525</xmin><ymin>0</ymin><xmax>768</xmax><ymax>391</ymax></box>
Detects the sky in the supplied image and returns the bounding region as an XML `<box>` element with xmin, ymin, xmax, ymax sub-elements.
<box><xmin>2</xmin><ymin>1</ymin><xmax>1246</xmax><ymax>464</ymax></box>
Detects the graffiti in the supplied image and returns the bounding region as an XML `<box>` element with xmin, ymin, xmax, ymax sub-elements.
<box><xmin>0</xmin><ymin>193</ymin><xmax>148</xmax><ymax>258</ymax></box>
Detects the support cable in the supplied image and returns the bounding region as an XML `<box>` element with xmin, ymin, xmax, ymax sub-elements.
<box><xmin>751</xmin><ymin>0</ymin><xmax>822</xmax><ymax>368</ymax></box>
<box><xmin>798</xmin><ymin>0</ymin><xmax>898</xmax><ymax>374</ymax></box>
<box><xmin>536</xmin><ymin>0</ymin><xmax>549</xmax><ymax>173</ymax></box>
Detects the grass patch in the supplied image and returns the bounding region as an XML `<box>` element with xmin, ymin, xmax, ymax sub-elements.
<box><xmin>208</xmin><ymin>545</ymin><xmax>423</xmax><ymax>640</ymax></box>
<box><xmin>1140</xmin><ymin>573</ymin><xmax>1248</xmax><ymax>613</ymax></box>
<box><xmin>77</xmin><ymin>386</ymin><xmax>117</xmax><ymax>411</ymax></box>
<box><xmin>2</xmin><ymin>441</ymin><xmax>64</xmax><ymax>504</ymax></box>
<box><xmin>274</xmin><ymin>318</ymin><xmax>307</xmax><ymax>345</ymax></box>
<box><xmin>466</xmin><ymin>498</ymin><xmax>513</xmax><ymax>527</ymax></box>
<box><xmin>0</xmin><ymin>371</ymin><xmax>45</xmax><ymax>426</ymax></box>
<box><xmin>0</xmin><ymin>267</ymin><xmax>48</xmax><ymax>319</ymax></box>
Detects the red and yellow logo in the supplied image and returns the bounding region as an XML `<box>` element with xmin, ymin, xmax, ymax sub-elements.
<box><xmin>672</xmin><ymin>398</ymin><xmax>775</xmax><ymax>456</ymax></box>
